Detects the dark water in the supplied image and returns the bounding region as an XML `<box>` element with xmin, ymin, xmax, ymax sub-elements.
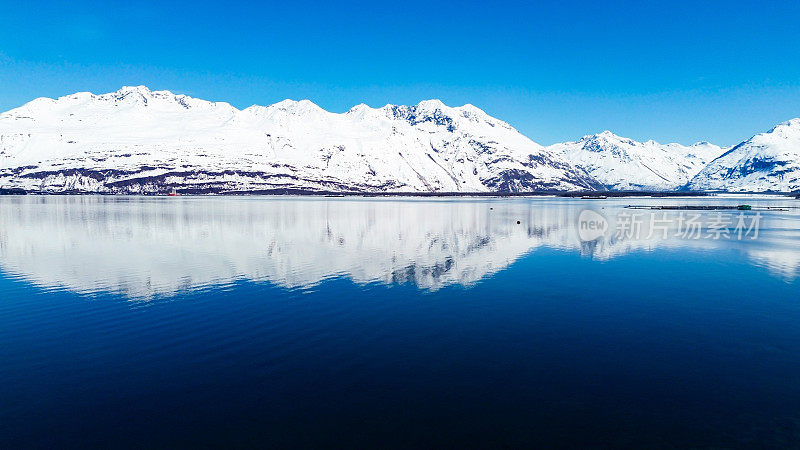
<box><xmin>1</xmin><ymin>196</ymin><xmax>799</xmax><ymax>448</ymax></box>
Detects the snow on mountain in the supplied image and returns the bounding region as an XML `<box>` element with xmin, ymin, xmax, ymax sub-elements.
<box><xmin>548</xmin><ymin>131</ymin><xmax>725</xmax><ymax>190</ymax></box>
<box><xmin>687</xmin><ymin>119</ymin><xmax>800</xmax><ymax>192</ymax></box>
<box><xmin>0</xmin><ymin>86</ymin><xmax>602</xmax><ymax>193</ymax></box>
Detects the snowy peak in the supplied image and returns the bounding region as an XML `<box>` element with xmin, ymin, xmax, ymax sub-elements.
<box><xmin>589</xmin><ymin>130</ymin><xmax>620</xmax><ymax>139</ymax></box>
<box><xmin>576</xmin><ymin>131</ymin><xmax>638</xmax><ymax>151</ymax></box>
<box><xmin>764</xmin><ymin>118</ymin><xmax>800</xmax><ymax>139</ymax></box>
<box><xmin>688</xmin><ymin>118</ymin><xmax>800</xmax><ymax>192</ymax></box>
<box><xmin>378</xmin><ymin>99</ymin><xmax>511</xmax><ymax>133</ymax></box>
<box><xmin>113</xmin><ymin>85</ymin><xmax>152</xmax><ymax>96</ymax></box>
<box><xmin>415</xmin><ymin>99</ymin><xmax>447</xmax><ymax>112</ymax></box>
<box><xmin>549</xmin><ymin>131</ymin><xmax>725</xmax><ymax>191</ymax></box>
<box><xmin>457</xmin><ymin>103</ymin><xmax>486</xmax><ymax>115</ymax></box>
<box><xmin>2</xmin><ymin>88</ymin><xmax>504</xmax><ymax>133</ymax></box>
<box><xmin>346</xmin><ymin>103</ymin><xmax>374</xmax><ymax>114</ymax></box>
<box><xmin>772</xmin><ymin>117</ymin><xmax>800</xmax><ymax>128</ymax></box>
<box><xmin>722</xmin><ymin>117</ymin><xmax>800</xmax><ymax>153</ymax></box>
<box><xmin>269</xmin><ymin>98</ymin><xmax>324</xmax><ymax>113</ymax></box>
<box><xmin>99</xmin><ymin>85</ymin><xmax>157</xmax><ymax>106</ymax></box>
<box><xmin>1</xmin><ymin>86</ymin><xmax>239</xmax><ymax>122</ymax></box>
<box><xmin>97</xmin><ymin>87</ymin><xmax>236</xmax><ymax>112</ymax></box>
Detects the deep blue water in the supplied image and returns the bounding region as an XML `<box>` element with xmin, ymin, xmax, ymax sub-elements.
<box><xmin>1</xmin><ymin>196</ymin><xmax>799</xmax><ymax>448</ymax></box>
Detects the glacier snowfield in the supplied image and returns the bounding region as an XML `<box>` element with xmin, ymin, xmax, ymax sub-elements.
<box><xmin>1</xmin><ymin>86</ymin><xmax>799</xmax><ymax>194</ymax></box>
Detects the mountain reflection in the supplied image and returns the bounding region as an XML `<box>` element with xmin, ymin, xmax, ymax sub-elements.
<box><xmin>0</xmin><ymin>196</ymin><xmax>797</xmax><ymax>299</ymax></box>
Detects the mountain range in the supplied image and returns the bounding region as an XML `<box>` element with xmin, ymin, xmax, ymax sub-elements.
<box><xmin>0</xmin><ymin>86</ymin><xmax>798</xmax><ymax>194</ymax></box>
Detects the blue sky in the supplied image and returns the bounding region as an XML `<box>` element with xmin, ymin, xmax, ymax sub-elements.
<box><xmin>1</xmin><ymin>0</ymin><xmax>799</xmax><ymax>145</ymax></box>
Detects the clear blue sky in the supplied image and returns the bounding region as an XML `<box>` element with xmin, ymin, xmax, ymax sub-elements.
<box><xmin>1</xmin><ymin>0</ymin><xmax>799</xmax><ymax>145</ymax></box>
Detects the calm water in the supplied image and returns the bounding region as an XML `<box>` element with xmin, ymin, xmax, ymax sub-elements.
<box><xmin>1</xmin><ymin>195</ymin><xmax>799</xmax><ymax>448</ymax></box>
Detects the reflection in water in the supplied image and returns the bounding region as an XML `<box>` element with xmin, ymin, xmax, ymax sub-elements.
<box><xmin>0</xmin><ymin>196</ymin><xmax>798</xmax><ymax>299</ymax></box>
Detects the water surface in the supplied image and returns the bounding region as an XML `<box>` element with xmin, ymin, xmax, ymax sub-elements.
<box><xmin>1</xmin><ymin>196</ymin><xmax>799</xmax><ymax>448</ymax></box>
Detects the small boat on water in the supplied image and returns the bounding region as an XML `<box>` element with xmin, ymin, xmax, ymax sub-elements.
<box><xmin>581</xmin><ymin>195</ymin><xmax>608</xmax><ymax>199</ymax></box>
<box><xmin>168</xmin><ymin>189</ymin><xmax>181</xmax><ymax>197</ymax></box>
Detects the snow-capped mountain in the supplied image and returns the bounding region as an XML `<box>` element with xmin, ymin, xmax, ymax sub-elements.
<box><xmin>547</xmin><ymin>131</ymin><xmax>725</xmax><ymax>190</ymax></box>
<box><xmin>687</xmin><ymin>119</ymin><xmax>800</xmax><ymax>192</ymax></box>
<box><xmin>0</xmin><ymin>86</ymin><xmax>602</xmax><ymax>194</ymax></box>
<box><xmin>2</xmin><ymin>86</ymin><xmax>798</xmax><ymax>193</ymax></box>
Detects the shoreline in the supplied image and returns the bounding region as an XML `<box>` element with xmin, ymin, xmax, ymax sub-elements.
<box><xmin>0</xmin><ymin>188</ymin><xmax>797</xmax><ymax>198</ymax></box>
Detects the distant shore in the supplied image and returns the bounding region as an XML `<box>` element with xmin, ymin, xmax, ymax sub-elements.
<box><xmin>1</xmin><ymin>188</ymin><xmax>797</xmax><ymax>198</ymax></box>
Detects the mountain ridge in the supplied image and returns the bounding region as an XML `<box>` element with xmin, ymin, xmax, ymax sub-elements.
<box><xmin>1</xmin><ymin>86</ymin><xmax>798</xmax><ymax>193</ymax></box>
<box><xmin>546</xmin><ymin>131</ymin><xmax>726</xmax><ymax>191</ymax></box>
<box><xmin>687</xmin><ymin>118</ymin><xmax>800</xmax><ymax>192</ymax></box>
<box><xmin>0</xmin><ymin>86</ymin><xmax>602</xmax><ymax>194</ymax></box>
